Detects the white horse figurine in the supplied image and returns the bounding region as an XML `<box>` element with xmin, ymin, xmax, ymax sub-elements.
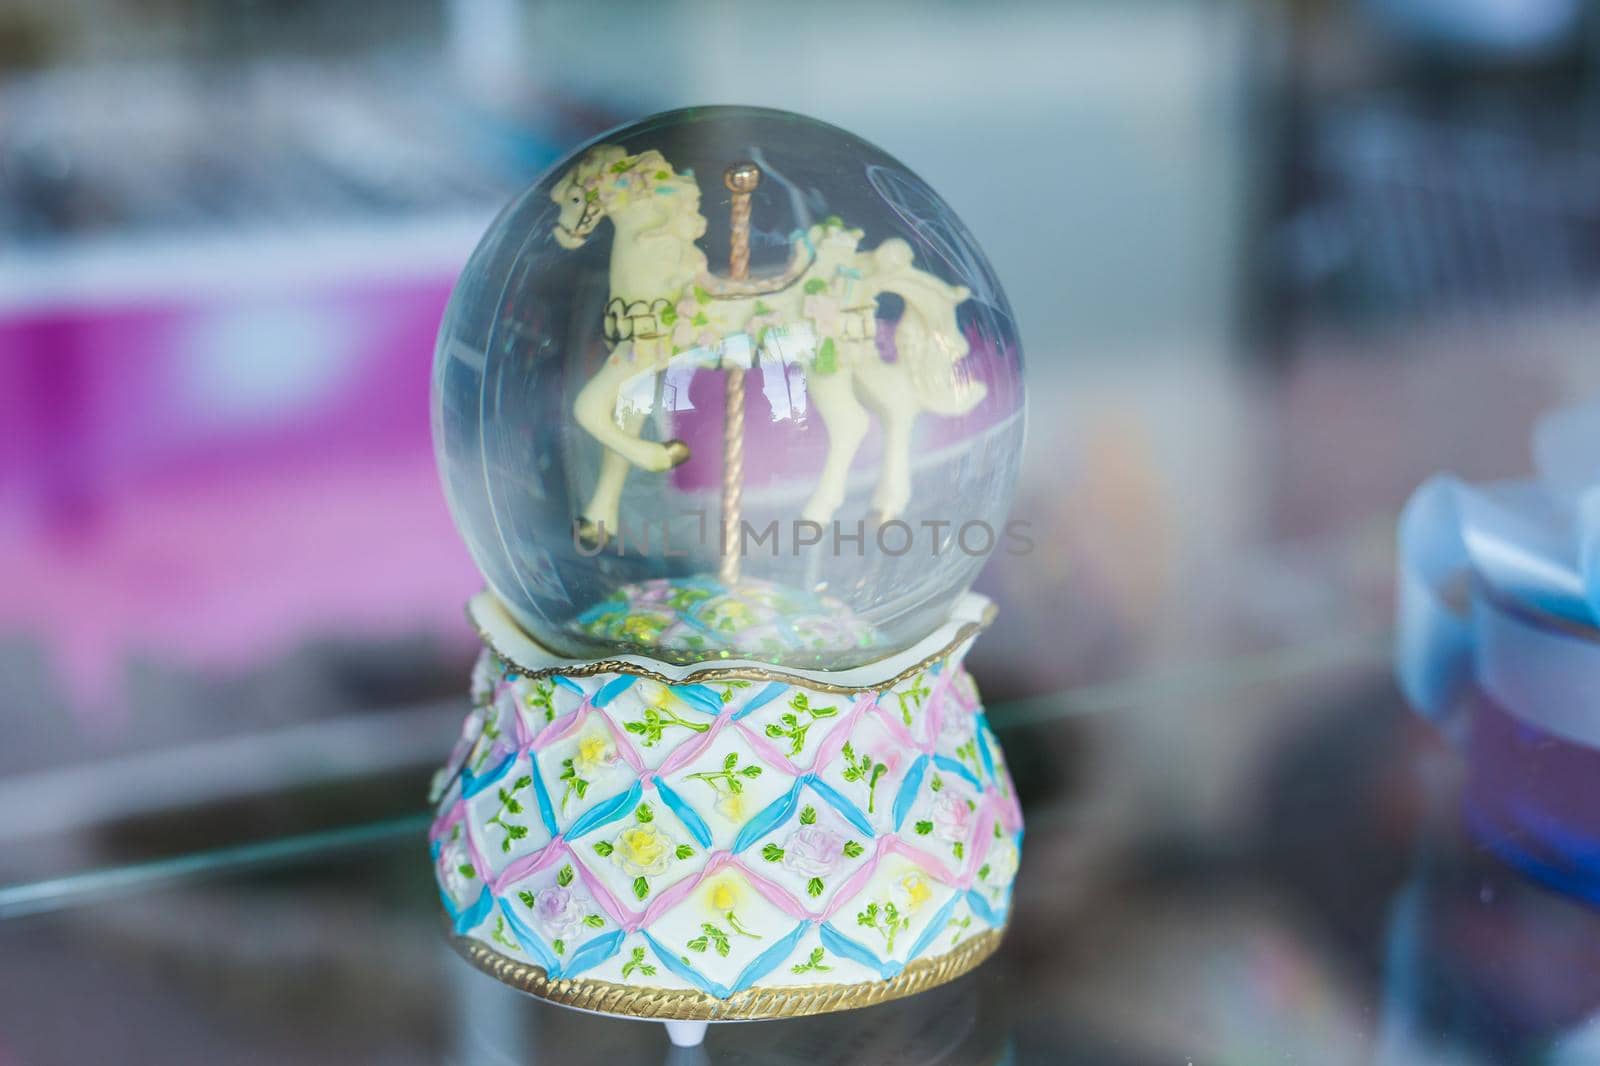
<box><xmin>550</xmin><ymin>145</ymin><xmax>985</xmax><ymax>543</ymax></box>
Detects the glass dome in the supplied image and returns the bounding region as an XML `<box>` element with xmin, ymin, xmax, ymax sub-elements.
<box><xmin>432</xmin><ymin>106</ymin><xmax>1025</xmax><ymax>670</ymax></box>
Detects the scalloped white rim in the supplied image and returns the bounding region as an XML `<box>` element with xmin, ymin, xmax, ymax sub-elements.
<box><xmin>469</xmin><ymin>590</ymin><xmax>993</xmax><ymax>689</ymax></box>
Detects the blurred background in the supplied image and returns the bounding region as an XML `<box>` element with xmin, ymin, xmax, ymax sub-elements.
<box><xmin>4</xmin><ymin>0</ymin><xmax>1600</xmax><ymax>1063</ymax></box>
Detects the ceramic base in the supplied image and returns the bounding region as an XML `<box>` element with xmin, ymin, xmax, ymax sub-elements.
<box><xmin>429</xmin><ymin>591</ymin><xmax>1021</xmax><ymax>1025</ymax></box>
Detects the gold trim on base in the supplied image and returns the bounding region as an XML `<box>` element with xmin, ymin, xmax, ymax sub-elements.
<box><xmin>446</xmin><ymin>925</ymin><xmax>1006</xmax><ymax>1021</ymax></box>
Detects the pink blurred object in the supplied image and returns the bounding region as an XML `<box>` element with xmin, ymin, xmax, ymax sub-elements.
<box><xmin>0</xmin><ymin>269</ymin><xmax>481</xmax><ymax>723</ymax></box>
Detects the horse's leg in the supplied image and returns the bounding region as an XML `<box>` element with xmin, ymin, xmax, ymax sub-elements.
<box><xmin>801</xmin><ymin>365</ymin><xmax>870</xmax><ymax>526</ymax></box>
<box><xmin>579</xmin><ymin>410</ymin><xmax>646</xmax><ymax>545</ymax></box>
<box><xmin>853</xmin><ymin>360</ymin><xmax>919</xmax><ymax>521</ymax></box>
<box><xmin>573</xmin><ymin>347</ymin><xmax>690</xmax><ymax>473</ymax></box>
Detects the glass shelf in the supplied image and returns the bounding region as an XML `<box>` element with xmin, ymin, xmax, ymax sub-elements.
<box><xmin>12</xmin><ymin>626</ymin><xmax>1572</xmax><ymax>1065</ymax></box>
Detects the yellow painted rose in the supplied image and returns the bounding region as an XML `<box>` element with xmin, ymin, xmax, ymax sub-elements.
<box><xmin>707</xmin><ymin>877</ymin><xmax>740</xmax><ymax>913</ymax></box>
<box><xmin>897</xmin><ymin>872</ymin><xmax>932</xmax><ymax>913</ymax></box>
<box><xmin>715</xmin><ymin>790</ymin><xmax>746</xmax><ymax>821</ymax></box>
<box><xmin>635</xmin><ymin>680</ymin><xmax>673</xmax><ymax>708</ymax></box>
<box><xmin>574</xmin><ymin>732</ymin><xmax>616</xmax><ymax>773</ymax></box>
<box><xmin>612</xmin><ymin>823</ymin><xmax>672</xmax><ymax>876</ymax></box>
<box><xmin>621</xmin><ymin>615</ymin><xmax>667</xmax><ymax>642</ymax></box>
<box><xmin>709</xmin><ymin>601</ymin><xmax>753</xmax><ymax>630</ymax></box>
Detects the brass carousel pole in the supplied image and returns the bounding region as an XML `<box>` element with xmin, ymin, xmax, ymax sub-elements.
<box><xmin>719</xmin><ymin>161</ymin><xmax>760</xmax><ymax>587</ymax></box>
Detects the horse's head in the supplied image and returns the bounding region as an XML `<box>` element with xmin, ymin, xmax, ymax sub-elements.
<box><xmin>551</xmin><ymin>146</ymin><xmax>627</xmax><ymax>249</ymax></box>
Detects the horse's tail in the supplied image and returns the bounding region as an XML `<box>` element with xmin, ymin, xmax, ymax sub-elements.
<box><xmin>870</xmin><ymin>239</ymin><xmax>987</xmax><ymax>416</ymax></box>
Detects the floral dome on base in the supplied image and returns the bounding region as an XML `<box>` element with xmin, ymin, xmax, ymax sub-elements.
<box><xmin>568</xmin><ymin>576</ymin><xmax>880</xmax><ymax>668</ymax></box>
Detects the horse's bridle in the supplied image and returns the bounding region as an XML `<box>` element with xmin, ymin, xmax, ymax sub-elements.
<box><xmin>556</xmin><ymin>189</ymin><xmax>606</xmax><ymax>246</ymax></box>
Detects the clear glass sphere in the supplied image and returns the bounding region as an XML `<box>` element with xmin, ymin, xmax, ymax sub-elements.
<box><xmin>432</xmin><ymin>106</ymin><xmax>1025</xmax><ymax>670</ymax></box>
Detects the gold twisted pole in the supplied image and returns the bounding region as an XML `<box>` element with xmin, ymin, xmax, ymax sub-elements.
<box><xmin>720</xmin><ymin>162</ymin><xmax>759</xmax><ymax>586</ymax></box>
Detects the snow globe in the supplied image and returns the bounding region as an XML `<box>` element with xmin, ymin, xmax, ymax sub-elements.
<box><xmin>427</xmin><ymin>106</ymin><xmax>1025</xmax><ymax>1046</ymax></box>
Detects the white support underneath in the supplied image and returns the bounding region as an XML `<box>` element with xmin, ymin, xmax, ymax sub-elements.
<box><xmin>663</xmin><ymin>1019</ymin><xmax>709</xmax><ymax>1048</ymax></box>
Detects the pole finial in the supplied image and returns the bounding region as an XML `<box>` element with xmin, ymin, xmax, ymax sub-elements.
<box><xmin>724</xmin><ymin>161</ymin><xmax>761</xmax><ymax>195</ymax></box>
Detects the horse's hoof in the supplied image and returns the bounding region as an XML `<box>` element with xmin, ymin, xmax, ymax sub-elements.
<box><xmin>663</xmin><ymin>440</ymin><xmax>691</xmax><ymax>468</ymax></box>
<box><xmin>575</xmin><ymin>518</ymin><xmax>612</xmax><ymax>552</ymax></box>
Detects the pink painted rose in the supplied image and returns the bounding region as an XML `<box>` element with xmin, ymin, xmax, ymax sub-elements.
<box><xmin>938</xmin><ymin>705</ymin><xmax>974</xmax><ymax>747</ymax></box>
<box><xmin>782</xmin><ymin>825</ymin><xmax>845</xmax><ymax>877</ymax></box>
<box><xmin>930</xmin><ymin>794</ymin><xmax>973</xmax><ymax>843</ymax></box>
<box><xmin>670</xmin><ymin>295</ymin><xmax>708</xmax><ymax>349</ymax></box>
<box><xmin>438</xmin><ymin>846</ymin><xmax>475</xmax><ymax>900</ymax></box>
<box><xmin>532</xmin><ymin>886</ymin><xmax>589</xmax><ymax>939</ymax></box>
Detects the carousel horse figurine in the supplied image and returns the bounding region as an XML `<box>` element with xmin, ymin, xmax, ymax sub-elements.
<box><xmin>551</xmin><ymin>145</ymin><xmax>984</xmax><ymax>545</ymax></box>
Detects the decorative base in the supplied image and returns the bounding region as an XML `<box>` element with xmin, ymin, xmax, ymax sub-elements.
<box><xmin>447</xmin><ymin>923</ymin><xmax>1006</xmax><ymax>1021</ymax></box>
<box><xmin>430</xmin><ymin>591</ymin><xmax>1021</xmax><ymax>1025</ymax></box>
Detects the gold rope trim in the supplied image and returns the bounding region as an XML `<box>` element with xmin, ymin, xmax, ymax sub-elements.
<box><xmin>470</xmin><ymin>601</ymin><xmax>996</xmax><ymax>696</ymax></box>
<box><xmin>447</xmin><ymin>925</ymin><xmax>1005</xmax><ymax>1021</ymax></box>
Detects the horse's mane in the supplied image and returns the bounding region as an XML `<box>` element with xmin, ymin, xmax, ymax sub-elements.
<box><xmin>567</xmin><ymin>145</ymin><xmax>708</xmax><ymax>279</ymax></box>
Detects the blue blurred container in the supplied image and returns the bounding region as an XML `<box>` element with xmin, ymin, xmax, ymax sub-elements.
<box><xmin>1399</xmin><ymin>404</ymin><xmax>1600</xmax><ymax>905</ymax></box>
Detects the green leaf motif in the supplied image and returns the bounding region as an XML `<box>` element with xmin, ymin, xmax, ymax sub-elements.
<box><xmin>762</xmin><ymin>843</ymin><xmax>785</xmax><ymax>862</ymax></box>
<box><xmin>687</xmin><ymin>752</ymin><xmax>761</xmax><ymax>797</ymax></box>
<box><xmin>840</xmin><ymin>744</ymin><xmax>888</xmax><ymax>813</ymax></box>
<box><xmin>791</xmin><ymin>947</ymin><xmax>833</xmax><ymax>974</ymax></box>
<box><xmin>856</xmin><ymin>898</ymin><xmax>911</xmax><ymax>954</ymax></box>
<box><xmin>675</xmin><ymin>844</ymin><xmax>695</xmax><ymax>860</ymax></box>
<box><xmin>804</xmin><ymin>278</ymin><xmax>828</xmax><ymax>295</ymax></box>
<box><xmin>842</xmin><ymin>840</ymin><xmax>864</xmax><ymax>859</ymax></box>
<box><xmin>518</xmin><ymin>890</ymin><xmax>537</xmax><ymax>908</ymax></box>
<box><xmin>621</xmin><ymin>947</ymin><xmax>656</xmax><ymax>978</ymax></box>
<box><xmin>807</xmin><ymin>877</ymin><xmax>824</xmax><ymax>898</ymax></box>
<box><xmin>814</xmin><ymin>337</ymin><xmax>838</xmax><ymax>375</ymax></box>
<box><xmin>633</xmin><ymin>876</ymin><xmax>650</xmax><ymax>901</ymax></box>
<box><xmin>687</xmin><ymin>922</ymin><xmax>732</xmax><ymax>957</ymax></box>
<box><xmin>915</xmin><ymin>821</ymin><xmax>933</xmax><ymax>836</ymax></box>
<box><xmin>491</xmin><ymin>915</ymin><xmax>519</xmax><ymax>951</ymax></box>
<box><xmin>559</xmin><ymin>758</ymin><xmax>591</xmax><ymax>813</ymax></box>
<box><xmin>799</xmin><ymin>805</ymin><xmax>817</xmax><ymax>825</ymax></box>
<box><xmin>593</xmin><ymin>840</ymin><xmax>614</xmax><ymax>857</ymax></box>
<box><xmin>557</xmin><ymin>864</ymin><xmax>574</xmax><ymax>887</ymax></box>
<box><xmin>458</xmin><ymin>864</ymin><xmax>476</xmax><ymax>879</ymax></box>
<box><xmin>635</xmin><ymin>803</ymin><xmax>653</xmax><ymax>823</ymax></box>
<box><xmin>584</xmin><ymin>914</ymin><xmax>605</xmax><ymax>928</ymax></box>
<box><xmin>553</xmin><ymin>939</ymin><xmax>565</xmax><ymax>955</ymax></box>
